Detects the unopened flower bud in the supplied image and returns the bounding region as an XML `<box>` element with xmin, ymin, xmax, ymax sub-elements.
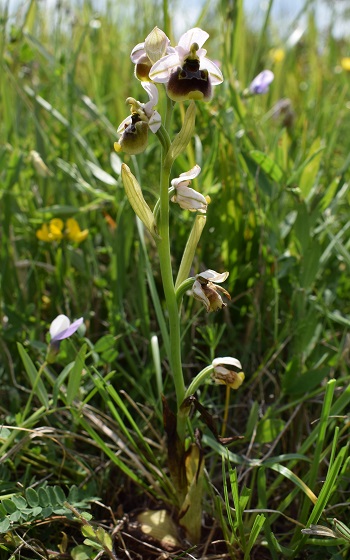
<box><xmin>145</xmin><ymin>26</ymin><xmax>169</xmax><ymax>64</ymax></box>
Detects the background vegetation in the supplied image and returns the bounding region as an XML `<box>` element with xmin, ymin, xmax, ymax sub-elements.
<box><xmin>0</xmin><ymin>0</ymin><xmax>350</xmax><ymax>558</ymax></box>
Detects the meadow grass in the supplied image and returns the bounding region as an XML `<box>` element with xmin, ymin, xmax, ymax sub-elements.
<box><xmin>0</xmin><ymin>0</ymin><xmax>350</xmax><ymax>558</ymax></box>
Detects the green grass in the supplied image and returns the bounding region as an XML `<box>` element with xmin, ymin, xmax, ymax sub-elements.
<box><xmin>1</xmin><ymin>0</ymin><xmax>350</xmax><ymax>558</ymax></box>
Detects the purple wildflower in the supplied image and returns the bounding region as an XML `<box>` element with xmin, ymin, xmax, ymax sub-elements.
<box><xmin>50</xmin><ymin>314</ymin><xmax>83</xmax><ymax>342</ymax></box>
<box><xmin>249</xmin><ymin>70</ymin><xmax>274</xmax><ymax>94</ymax></box>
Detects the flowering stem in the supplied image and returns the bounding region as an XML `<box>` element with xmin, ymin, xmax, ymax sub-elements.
<box><xmin>156</xmin><ymin>133</ymin><xmax>186</xmax><ymax>441</ymax></box>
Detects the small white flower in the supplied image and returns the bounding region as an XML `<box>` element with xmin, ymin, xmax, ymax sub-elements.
<box><xmin>171</xmin><ymin>165</ymin><xmax>208</xmax><ymax>213</ymax></box>
<box><xmin>50</xmin><ymin>314</ymin><xmax>83</xmax><ymax>342</ymax></box>
<box><xmin>211</xmin><ymin>357</ymin><xmax>245</xmax><ymax>389</ymax></box>
<box><xmin>191</xmin><ymin>269</ymin><xmax>231</xmax><ymax>312</ymax></box>
<box><xmin>149</xmin><ymin>27</ymin><xmax>223</xmax><ymax>102</ymax></box>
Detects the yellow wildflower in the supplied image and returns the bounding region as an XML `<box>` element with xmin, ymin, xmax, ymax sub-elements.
<box><xmin>36</xmin><ymin>218</ymin><xmax>64</xmax><ymax>242</ymax></box>
<box><xmin>340</xmin><ymin>57</ymin><xmax>350</xmax><ymax>71</ymax></box>
<box><xmin>65</xmin><ymin>218</ymin><xmax>89</xmax><ymax>243</ymax></box>
<box><xmin>270</xmin><ymin>48</ymin><xmax>285</xmax><ymax>64</ymax></box>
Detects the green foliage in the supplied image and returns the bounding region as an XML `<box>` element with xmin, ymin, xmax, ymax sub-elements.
<box><xmin>1</xmin><ymin>0</ymin><xmax>350</xmax><ymax>557</ymax></box>
<box><xmin>0</xmin><ymin>484</ymin><xmax>96</xmax><ymax>534</ymax></box>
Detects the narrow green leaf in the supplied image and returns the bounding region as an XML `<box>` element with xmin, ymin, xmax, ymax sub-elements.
<box><xmin>66</xmin><ymin>344</ymin><xmax>87</xmax><ymax>405</ymax></box>
<box><xmin>53</xmin><ymin>362</ymin><xmax>74</xmax><ymax>406</ymax></box>
<box><xmin>164</xmin><ymin>101</ymin><xmax>196</xmax><ymax>168</ymax></box>
<box><xmin>17</xmin><ymin>343</ymin><xmax>49</xmax><ymax>408</ymax></box>
<box><xmin>268</xmin><ymin>464</ymin><xmax>317</xmax><ymax>504</ymax></box>
<box><xmin>86</xmin><ymin>160</ymin><xmax>118</xmax><ymax>185</ymax></box>
<box><xmin>244</xmin><ymin>514</ymin><xmax>266</xmax><ymax>559</ymax></box>
<box><xmin>300</xmin><ymin>240</ymin><xmax>321</xmax><ymax>288</ymax></box>
<box><xmin>121</xmin><ymin>164</ymin><xmax>158</xmax><ymax>238</ymax></box>
<box><xmin>175</xmin><ymin>214</ymin><xmax>207</xmax><ymax>289</ymax></box>
<box><xmin>248</xmin><ymin>150</ymin><xmax>283</xmax><ymax>182</ymax></box>
<box><xmin>319</xmin><ymin>176</ymin><xmax>340</xmax><ymax>211</ymax></box>
<box><xmin>298</xmin><ymin>138</ymin><xmax>324</xmax><ymax>199</ymax></box>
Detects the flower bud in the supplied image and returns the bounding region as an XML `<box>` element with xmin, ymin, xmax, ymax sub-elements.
<box><xmin>144</xmin><ymin>26</ymin><xmax>169</xmax><ymax>64</ymax></box>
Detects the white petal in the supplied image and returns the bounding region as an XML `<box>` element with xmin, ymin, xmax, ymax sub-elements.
<box><xmin>212</xmin><ymin>356</ymin><xmax>242</xmax><ymax>370</ymax></box>
<box><xmin>196</xmin><ymin>48</ymin><xmax>207</xmax><ymax>59</ymax></box>
<box><xmin>142</xmin><ymin>82</ymin><xmax>158</xmax><ymax>115</ymax></box>
<box><xmin>178</xmin><ymin>28</ymin><xmax>209</xmax><ymax>51</ymax></box>
<box><xmin>197</xmin><ymin>269</ymin><xmax>229</xmax><ymax>283</ymax></box>
<box><xmin>171</xmin><ymin>177</ymin><xmax>190</xmax><ymax>188</ymax></box>
<box><xmin>200</xmin><ymin>57</ymin><xmax>224</xmax><ymax>84</ymax></box>
<box><xmin>50</xmin><ymin>314</ymin><xmax>70</xmax><ymax>339</ymax></box>
<box><xmin>130</xmin><ymin>42</ymin><xmax>146</xmax><ymax>63</ymax></box>
<box><xmin>174</xmin><ymin>185</ymin><xmax>207</xmax><ymax>212</ymax></box>
<box><xmin>149</xmin><ymin>53</ymin><xmax>180</xmax><ymax>82</ymax></box>
<box><xmin>179</xmin><ymin>164</ymin><xmax>201</xmax><ymax>180</ymax></box>
<box><xmin>191</xmin><ymin>280</ymin><xmax>210</xmax><ymax>311</ymax></box>
<box><xmin>148</xmin><ymin>110</ymin><xmax>162</xmax><ymax>133</ymax></box>
<box><xmin>117</xmin><ymin>115</ymin><xmax>132</xmax><ymax>134</ymax></box>
<box><xmin>171</xmin><ymin>165</ymin><xmax>201</xmax><ymax>187</ymax></box>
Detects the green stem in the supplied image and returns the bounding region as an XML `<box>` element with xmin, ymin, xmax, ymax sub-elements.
<box><xmin>156</xmin><ymin>144</ymin><xmax>186</xmax><ymax>441</ymax></box>
<box><xmin>184</xmin><ymin>365</ymin><xmax>214</xmax><ymax>400</ymax></box>
<box><xmin>175</xmin><ymin>277</ymin><xmax>195</xmax><ymax>307</ymax></box>
<box><xmin>21</xmin><ymin>361</ymin><xmax>48</xmax><ymax>421</ymax></box>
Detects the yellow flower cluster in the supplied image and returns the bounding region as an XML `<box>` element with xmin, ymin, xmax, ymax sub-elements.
<box><xmin>36</xmin><ymin>218</ymin><xmax>89</xmax><ymax>244</ymax></box>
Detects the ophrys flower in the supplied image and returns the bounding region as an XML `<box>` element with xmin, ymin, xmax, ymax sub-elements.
<box><xmin>149</xmin><ymin>27</ymin><xmax>223</xmax><ymax>102</ymax></box>
<box><xmin>114</xmin><ymin>83</ymin><xmax>161</xmax><ymax>155</ymax></box>
<box><xmin>171</xmin><ymin>165</ymin><xmax>208</xmax><ymax>213</ymax></box>
<box><xmin>191</xmin><ymin>269</ymin><xmax>231</xmax><ymax>312</ymax></box>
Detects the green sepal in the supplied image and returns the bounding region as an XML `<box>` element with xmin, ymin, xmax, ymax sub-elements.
<box><xmin>164</xmin><ymin>101</ymin><xmax>196</xmax><ymax>168</ymax></box>
<box><xmin>121</xmin><ymin>164</ymin><xmax>159</xmax><ymax>239</ymax></box>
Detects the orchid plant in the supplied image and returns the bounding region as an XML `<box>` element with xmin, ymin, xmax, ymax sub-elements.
<box><xmin>114</xmin><ymin>26</ymin><xmax>244</xmax><ymax>544</ymax></box>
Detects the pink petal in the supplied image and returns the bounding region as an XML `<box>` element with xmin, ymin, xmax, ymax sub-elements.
<box><xmin>200</xmin><ymin>57</ymin><xmax>224</xmax><ymax>84</ymax></box>
<box><xmin>149</xmin><ymin>53</ymin><xmax>180</xmax><ymax>82</ymax></box>
<box><xmin>130</xmin><ymin>42</ymin><xmax>146</xmax><ymax>64</ymax></box>
<box><xmin>178</xmin><ymin>28</ymin><xmax>209</xmax><ymax>51</ymax></box>
<box><xmin>51</xmin><ymin>317</ymin><xmax>84</xmax><ymax>341</ymax></box>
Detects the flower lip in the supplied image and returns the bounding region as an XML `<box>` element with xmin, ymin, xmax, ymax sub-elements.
<box><xmin>191</xmin><ymin>269</ymin><xmax>231</xmax><ymax>312</ymax></box>
<box><xmin>50</xmin><ymin>314</ymin><xmax>83</xmax><ymax>342</ymax></box>
<box><xmin>211</xmin><ymin>356</ymin><xmax>244</xmax><ymax>389</ymax></box>
<box><xmin>249</xmin><ymin>69</ymin><xmax>274</xmax><ymax>94</ymax></box>
<box><xmin>117</xmin><ymin>82</ymin><xmax>161</xmax><ymax>135</ymax></box>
